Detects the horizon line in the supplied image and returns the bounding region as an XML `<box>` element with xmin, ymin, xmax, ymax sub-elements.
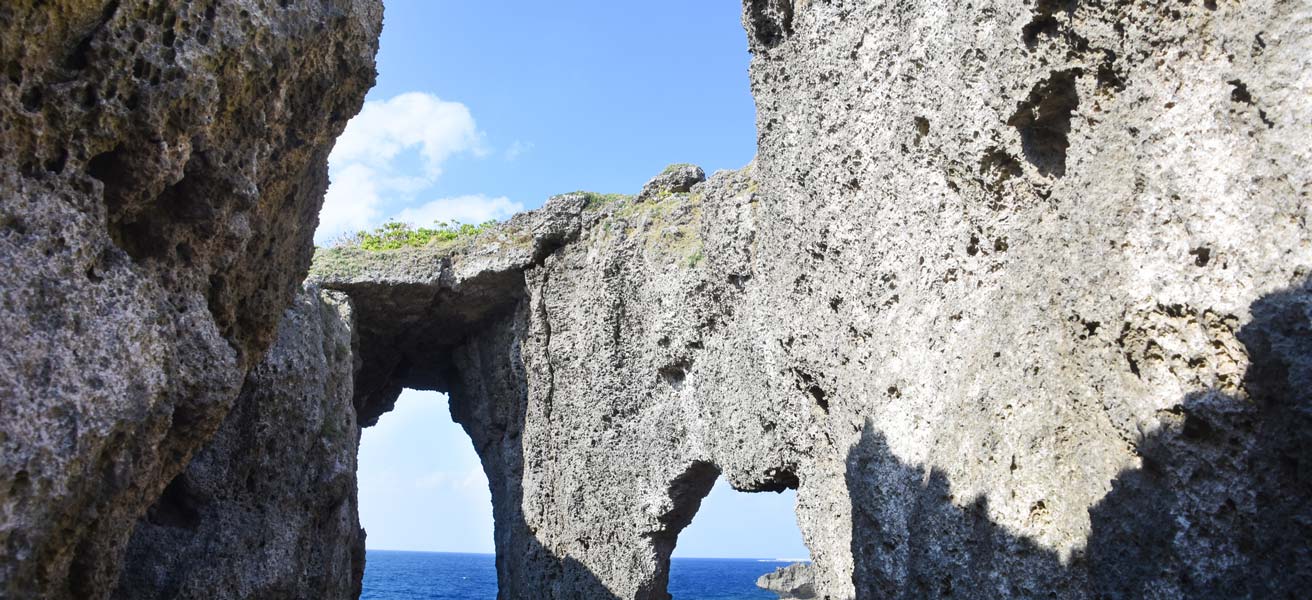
<box><xmin>365</xmin><ymin>548</ymin><xmax>811</xmax><ymax>562</ymax></box>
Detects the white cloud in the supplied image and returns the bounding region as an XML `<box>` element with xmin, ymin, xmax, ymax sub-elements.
<box><xmin>329</xmin><ymin>92</ymin><xmax>484</xmax><ymax>174</ymax></box>
<box><xmin>392</xmin><ymin>194</ymin><xmax>524</xmax><ymax>227</ymax></box>
<box><xmin>416</xmin><ymin>465</ymin><xmax>490</xmax><ymax>496</ymax></box>
<box><xmin>316</xmin><ymin>92</ymin><xmax>492</xmax><ymax>244</ymax></box>
<box><xmin>505</xmin><ymin>140</ymin><xmax>533</xmax><ymax>160</ymax></box>
<box><xmin>318</xmin><ymin>163</ymin><xmax>382</xmax><ymax>237</ymax></box>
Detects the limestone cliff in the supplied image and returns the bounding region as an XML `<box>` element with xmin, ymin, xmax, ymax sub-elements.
<box><xmin>114</xmin><ymin>287</ymin><xmax>362</xmax><ymax>599</ymax></box>
<box><xmin>0</xmin><ymin>1</ymin><xmax>380</xmax><ymax>597</ymax></box>
<box><xmin>741</xmin><ymin>1</ymin><xmax>1311</xmax><ymax>596</ymax></box>
<box><xmin>4</xmin><ymin>0</ymin><xmax>1310</xmax><ymax>599</ymax></box>
<box><xmin>308</xmin><ymin>1</ymin><xmax>1312</xmax><ymax>597</ymax></box>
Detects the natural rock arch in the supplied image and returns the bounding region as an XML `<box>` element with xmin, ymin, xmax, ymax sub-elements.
<box><xmin>4</xmin><ymin>1</ymin><xmax>1311</xmax><ymax>599</ymax></box>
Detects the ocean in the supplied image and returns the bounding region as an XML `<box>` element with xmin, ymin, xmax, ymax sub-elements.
<box><xmin>361</xmin><ymin>550</ymin><xmax>794</xmax><ymax>599</ymax></box>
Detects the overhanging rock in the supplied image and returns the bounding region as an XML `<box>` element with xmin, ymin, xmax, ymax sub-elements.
<box><xmin>0</xmin><ymin>1</ymin><xmax>381</xmax><ymax>597</ymax></box>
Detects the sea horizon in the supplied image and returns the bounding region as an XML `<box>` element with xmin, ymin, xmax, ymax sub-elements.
<box><xmin>365</xmin><ymin>548</ymin><xmax>811</xmax><ymax>562</ymax></box>
<box><xmin>361</xmin><ymin>549</ymin><xmax>806</xmax><ymax>599</ymax></box>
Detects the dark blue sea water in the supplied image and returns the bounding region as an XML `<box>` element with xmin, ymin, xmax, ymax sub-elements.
<box><xmin>361</xmin><ymin>550</ymin><xmax>794</xmax><ymax>599</ymax></box>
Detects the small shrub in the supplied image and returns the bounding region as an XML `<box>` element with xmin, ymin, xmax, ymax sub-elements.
<box><xmin>338</xmin><ymin>219</ymin><xmax>498</xmax><ymax>251</ymax></box>
<box><xmin>577</xmin><ymin>191</ymin><xmax>630</xmax><ymax>210</ymax></box>
<box><xmin>662</xmin><ymin>163</ymin><xmax>696</xmax><ymax>176</ymax></box>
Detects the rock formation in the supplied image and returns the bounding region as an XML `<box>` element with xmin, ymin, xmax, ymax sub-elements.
<box><xmin>757</xmin><ymin>562</ymin><xmax>816</xmax><ymax>599</ymax></box>
<box><xmin>740</xmin><ymin>1</ymin><xmax>1310</xmax><ymax>596</ymax></box>
<box><xmin>311</xmin><ymin>170</ymin><xmax>766</xmax><ymax>599</ymax></box>
<box><xmin>3</xmin><ymin>0</ymin><xmax>1311</xmax><ymax>599</ymax></box>
<box><xmin>311</xmin><ymin>0</ymin><xmax>1312</xmax><ymax>597</ymax></box>
<box><xmin>114</xmin><ymin>287</ymin><xmax>362</xmax><ymax>599</ymax></box>
<box><xmin>637</xmin><ymin>163</ymin><xmax>706</xmax><ymax>202</ymax></box>
<box><xmin>0</xmin><ymin>1</ymin><xmax>380</xmax><ymax>598</ymax></box>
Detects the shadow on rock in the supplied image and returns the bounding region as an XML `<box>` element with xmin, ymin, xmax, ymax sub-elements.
<box><xmin>446</xmin><ymin>301</ymin><xmax>621</xmax><ymax>600</ymax></box>
<box><xmin>847</xmin><ymin>278</ymin><xmax>1311</xmax><ymax>598</ymax></box>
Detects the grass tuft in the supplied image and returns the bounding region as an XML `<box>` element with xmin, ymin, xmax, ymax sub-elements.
<box><xmin>331</xmin><ymin>220</ymin><xmax>497</xmax><ymax>251</ymax></box>
<box><xmin>576</xmin><ymin>191</ymin><xmax>631</xmax><ymax>210</ymax></box>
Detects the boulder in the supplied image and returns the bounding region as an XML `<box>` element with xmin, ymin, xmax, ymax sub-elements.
<box><xmin>637</xmin><ymin>163</ymin><xmax>706</xmax><ymax>201</ymax></box>
<box><xmin>756</xmin><ymin>562</ymin><xmax>816</xmax><ymax>599</ymax></box>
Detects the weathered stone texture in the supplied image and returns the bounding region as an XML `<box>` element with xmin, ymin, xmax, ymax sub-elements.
<box><xmin>309</xmin><ymin>192</ymin><xmax>588</xmax><ymax>427</ymax></box>
<box><xmin>757</xmin><ymin>562</ymin><xmax>816</xmax><ymax>599</ymax></box>
<box><xmin>113</xmin><ymin>286</ymin><xmax>362</xmax><ymax>600</ymax></box>
<box><xmin>315</xmin><ymin>1</ymin><xmax>1311</xmax><ymax>598</ymax></box>
<box><xmin>313</xmin><ymin>176</ymin><xmax>758</xmax><ymax>598</ymax></box>
<box><xmin>6</xmin><ymin>0</ymin><xmax>1309</xmax><ymax>598</ymax></box>
<box><xmin>741</xmin><ymin>1</ymin><xmax>1310</xmax><ymax>597</ymax></box>
<box><xmin>0</xmin><ymin>1</ymin><xmax>380</xmax><ymax>597</ymax></box>
<box><xmin>637</xmin><ymin>163</ymin><xmax>706</xmax><ymax>202</ymax></box>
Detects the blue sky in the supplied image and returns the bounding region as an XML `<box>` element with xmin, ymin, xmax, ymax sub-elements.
<box><xmin>316</xmin><ymin>0</ymin><xmax>759</xmax><ymax>242</ymax></box>
<box><xmin>358</xmin><ymin>392</ymin><xmax>810</xmax><ymax>559</ymax></box>
<box><xmin>342</xmin><ymin>1</ymin><xmax>806</xmax><ymax>560</ymax></box>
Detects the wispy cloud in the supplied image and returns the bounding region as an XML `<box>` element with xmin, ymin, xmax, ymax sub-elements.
<box><xmin>319</xmin><ymin>163</ymin><xmax>384</xmax><ymax>237</ymax></box>
<box><xmin>330</xmin><ymin>92</ymin><xmax>484</xmax><ymax>174</ymax></box>
<box><xmin>317</xmin><ymin>92</ymin><xmax>492</xmax><ymax>243</ymax></box>
<box><xmin>416</xmin><ymin>465</ymin><xmax>489</xmax><ymax>496</ymax></box>
<box><xmin>504</xmin><ymin>140</ymin><xmax>534</xmax><ymax>161</ymax></box>
<box><xmin>392</xmin><ymin>194</ymin><xmax>524</xmax><ymax>227</ymax></box>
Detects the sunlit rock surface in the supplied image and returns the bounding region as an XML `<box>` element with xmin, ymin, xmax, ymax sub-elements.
<box><xmin>312</xmin><ymin>0</ymin><xmax>1311</xmax><ymax>598</ymax></box>
<box><xmin>741</xmin><ymin>1</ymin><xmax>1310</xmax><ymax>596</ymax></box>
<box><xmin>756</xmin><ymin>562</ymin><xmax>815</xmax><ymax>599</ymax></box>
<box><xmin>4</xmin><ymin>0</ymin><xmax>1310</xmax><ymax>599</ymax></box>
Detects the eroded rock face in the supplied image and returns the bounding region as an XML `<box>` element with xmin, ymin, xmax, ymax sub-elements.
<box><xmin>114</xmin><ymin>287</ymin><xmax>362</xmax><ymax>600</ymax></box>
<box><xmin>0</xmin><ymin>1</ymin><xmax>380</xmax><ymax>597</ymax></box>
<box><xmin>637</xmin><ymin>163</ymin><xmax>706</xmax><ymax>202</ymax></box>
<box><xmin>314</xmin><ymin>1</ymin><xmax>1310</xmax><ymax>598</ymax></box>
<box><xmin>308</xmin><ymin>193</ymin><xmax>589</xmax><ymax>426</ymax></box>
<box><xmin>10</xmin><ymin>0</ymin><xmax>1305</xmax><ymax>597</ymax></box>
<box><xmin>313</xmin><ymin>172</ymin><xmax>762</xmax><ymax>598</ymax></box>
<box><xmin>756</xmin><ymin>562</ymin><xmax>816</xmax><ymax>599</ymax></box>
<box><xmin>742</xmin><ymin>1</ymin><xmax>1310</xmax><ymax>597</ymax></box>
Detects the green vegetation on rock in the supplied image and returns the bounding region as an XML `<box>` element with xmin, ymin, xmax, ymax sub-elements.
<box><xmin>334</xmin><ymin>220</ymin><xmax>497</xmax><ymax>251</ymax></box>
<box><xmin>577</xmin><ymin>191</ymin><xmax>632</xmax><ymax>210</ymax></box>
<box><xmin>661</xmin><ymin>163</ymin><xmax>697</xmax><ymax>175</ymax></box>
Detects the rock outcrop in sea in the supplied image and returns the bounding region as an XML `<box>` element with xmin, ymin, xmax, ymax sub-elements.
<box><xmin>2</xmin><ymin>1</ymin><xmax>1310</xmax><ymax>599</ymax></box>
<box><xmin>756</xmin><ymin>562</ymin><xmax>816</xmax><ymax>599</ymax></box>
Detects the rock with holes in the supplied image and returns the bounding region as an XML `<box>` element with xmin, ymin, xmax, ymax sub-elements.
<box><xmin>7</xmin><ymin>0</ymin><xmax>1306</xmax><ymax>598</ymax></box>
<box><xmin>313</xmin><ymin>1</ymin><xmax>1310</xmax><ymax>598</ymax></box>
<box><xmin>756</xmin><ymin>562</ymin><xmax>816</xmax><ymax>599</ymax></box>
<box><xmin>0</xmin><ymin>1</ymin><xmax>380</xmax><ymax>597</ymax></box>
<box><xmin>637</xmin><ymin>163</ymin><xmax>706</xmax><ymax>201</ymax></box>
<box><xmin>736</xmin><ymin>0</ymin><xmax>1312</xmax><ymax>597</ymax></box>
<box><xmin>113</xmin><ymin>286</ymin><xmax>362</xmax><ymax>600</ymax></box>
<box><xmin>307</xmin><ymin>192</ymin><xmax>587</xmax><ymax>426</ymax></box>
<box><xmin>310</xmin><ymin>168</ymin><xmax>761</xmax><ymax>598</ymax></box>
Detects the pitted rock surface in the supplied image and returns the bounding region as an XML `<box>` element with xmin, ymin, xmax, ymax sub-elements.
<box><xmin>313</xmin><ymin>171</ymin><xmax>757</xmax><ymax>599</ymax></box>
<box><xmin>308</xmin><ymin>192</ymin><xmax>588</xmax><ymax>426</ymax></box>
<box><xmin>637</xmin><ymin>163</ymin><xmax>707</xmax><ymax>202</ymax></box>
<box><xmin>741</xmin><ymin>1</ymin><xmax>1310</xmax><ymax>596</ymax></box>
<box><xmin>756</xmin><ymin>562</ymin><xmax>816</xmax><ymax>599</ymax></box>
<box><xmin>313</xmin><ymin>1</ymin><xmax>1311</xmax><ymax>598</ymax></box>
<box><xmin>0</xmin><ymin>1</ymin><xmax>380</xmax><ymax>597</ymax></box>
<box><xmin>114</xmin><ymin>287</ymin><xmax>362</xmax><ymax>600</ymax></box>
<box><xmin>4</xmin><ymin>1</ymin><xmax>1311</xmax><ymax>599</ymax></box>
